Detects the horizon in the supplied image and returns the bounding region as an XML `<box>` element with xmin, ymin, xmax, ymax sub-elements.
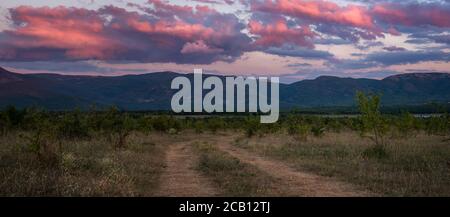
<box><xmin>3</xmin><ymin>66</ymin><xmax>450</xmax><ymax>84</ymax></box>
<box><xmin>0</xmin><ymin>0</ymin><xmax>449</xmax><ymax>83</ymax></box>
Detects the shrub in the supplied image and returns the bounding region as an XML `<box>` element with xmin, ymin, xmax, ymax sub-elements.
<box><xmin>356</xmin><ymin>91</ymin><xmax>388</xmax><ymax>146</ymax></box>
<box><xmin>137</xmin><ymin>115</ymin><xmax>154</xmax><ymax>133</ymax></box>
<box><xmin>20</xmin><ymin>109</ymin><xmax>60</xmax><ymax>166</ymax></box>
<box><xmin>151</xmin><ymin>115</ymin><xmax>170</xmax><ymax>132</ymax></box>
<box><xmin>311</xmin><ymin>125</ymin><xmax>326</xmax><ymax>137</ymax></box>
<box><xmin>3</xmin><ymin>105</ymin><xmax>25</xmax><ymax>131</ymax></box>
<box><xmin>425</xmin><ymin>113</ymin><xmax>449</xmax><ymax>136</ymax></box>
<box><xmin>244</xmin><ymin>116</ymin><xmax>260</xmax><ymax>137</ymax></box>
<box><xmin>101</xmin><ymin>107</ymin><xmax>135</xmax><ymax>149</ymax></box>
<box><xmin>194</xmin><ymin>120</ymin><xmax>205</xmax><ymax>134</ymax></box>
<box><xmin>57</xmin><ymin>109</ymin><xmax>89</xmax><ymax>139</ymax></box>
<box><xmin>288</xmin><ymin>123</ymin><xmax>310</xmax><ymax>142</ymax></box>
<box><xmin>206</xmin><ymin>118</ymin><xmax>225</xmax><ymax>133</ymax></box>
<box><xmin>395</xmin><ymin>112</ymin><xmax>417</xmax><ymax>138</ymax></box>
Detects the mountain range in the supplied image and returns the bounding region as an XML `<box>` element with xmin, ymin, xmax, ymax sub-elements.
<box><xmin>1</xmin><ymin>67</ymin><xmax>449</xmax><ymax>111</ymax></box>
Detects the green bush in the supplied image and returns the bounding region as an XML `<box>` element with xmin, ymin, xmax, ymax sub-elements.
<box><xmin>100</xmin><ymin>107</ymin><xmax>136</xmax><ymax>149</ymax></box>
<box><xmin>137</xmin><ymin>115</ymin><xmax>154</xmax><ymax>133</ymax></box>
<box><xmin>395</xmin><ymin>112</ymin><xmax>417</xmax><ymax>138</ymax></box>
<box><xmin>20</xmin><ymin>109</ymin><xmax>60</xmax><ymax>166</ymax></box>
<box><xmin>57</xmin><ymin>109</ymin><xmax>89</xmax><ymax>139</ymax></box>
<box><xmin>244</xmin><ymin>116</ymin><xmax>260</xmax><ymax>137</ymax></box>
<box><xmin>425</xmin><ymin>114</ymin><xmax>449</xmax><ymax>136</ymax></box>
<box><xmin>206</xmin><ymin>118</ymin><xmax>225</xmax><ymax>133</ymax></box>
<box><xmin>356</xmin><ymin>91</ymin><xmax>388</xmax><ymax>146</ymax></box>
<box><xmin>2</xmin><ymin>105</ymin><xmax>25</xmax><ymax>131</ymax></box>
<box><xmin>311</xmin><ymin>125</ymin><xmax>325</xmax><ymax>137</ymax></box>
<box><xmin>288</xmin><ymin>123</ymin><xmax>310</xmax><ymax>142</ymax></box>
<box><xmin>194</xmin><ymin>120</ymin><xmax>205</xmax><ymax>134</ymax></box>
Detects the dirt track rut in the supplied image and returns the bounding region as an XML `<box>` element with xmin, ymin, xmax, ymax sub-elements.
<box><xmin>155</xmin><ymin>142</ymin><xmax>218</xmax><ymax>197</ymax></box>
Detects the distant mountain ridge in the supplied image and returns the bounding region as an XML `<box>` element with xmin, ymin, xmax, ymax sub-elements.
<box><xmin>1</xmin><ymin>67</ymin><xmax>449</xmax><ymax>110</ymax></box>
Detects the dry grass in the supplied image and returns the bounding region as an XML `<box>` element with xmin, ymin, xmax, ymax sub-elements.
<box><xmin>234</xmin><ymin>131</ymin><xmax>450</xmax><ymax>196</ymax></box>
<box><xmin>0</xmin><ymin>131</ymin><xmax>167</xmax><ymax>196</ymax></box>
<box><xmin>193</xmin><ymin>141</ymin><xmax>279</xmax><ymax>196</ymax></box>
<box><xmin>1</xmin><ymin>128</ymin><xmax>448</xmax><ymax>197</ymax></box>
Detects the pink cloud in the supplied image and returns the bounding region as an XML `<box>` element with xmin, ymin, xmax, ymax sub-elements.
<box><xmin>252</xmin><ymin>0</ymin><xmax>376</xmax><ymax>29</ymax></box>
<box><xmin>248</xmin><ymin>19</ymin><xmax>315</xmax><ymax>48</ymax></box>
<box><xmin>1</xmin><ymin>0</ymin><xmax>450</xmax><ymax>66</ymax></box>
<box><xmin>5</xmin><ymin>6</ymin><xmax>119</xmax><ymax>60</ymax></box>
<box><xmin>181</xmin><ymin>40</ymin><xmax>224</xmax><ymax>54</ymax></box>
<box><xmin>0</xmin><ymin>2</ymin><xmax>251</xmax><ymax>63</ymax></box>
<box><xmin>372</xmin><ymin>3</ymin><xmax>450</xmax><ymax>28</ymax></box>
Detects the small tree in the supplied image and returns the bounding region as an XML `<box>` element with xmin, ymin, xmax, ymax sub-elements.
<box><xmin>21</xmin><ymin>108</ymin><xmax>60</xmax><ymax>166</ymax></box>
<box><xmin>101</xmin><ymin>107</ymin><xmax>135</xmax><ymax>149</ymax></box>
<box><xmin>244</xmin><ymin>116</ymin><xmax>260</xmax><ymax>137</ymax></box>
<box><xmin>356</xmin><ymin>91</ymin><xmax>388</xmax><ymax>147</ymax></box>
<box><xmin>4</xmin><ymin>105</ymin><xmax>25</xmax><ymax>131</ymax></box>
<box><xmin>57</xmin><ymin>109</ymin><xmax>89</xmax><ymax>139</ymax></box>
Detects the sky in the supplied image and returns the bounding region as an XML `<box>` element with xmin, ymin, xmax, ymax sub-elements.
<box><xmin>0</xmin><ymin>0</ymin><xmax>449</xmax><ymax>83</ymax></box>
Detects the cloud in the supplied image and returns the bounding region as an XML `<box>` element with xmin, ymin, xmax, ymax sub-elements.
<box><xmin>250</xmin><ymin>0</ymin><xmax>384</xmax><ymax>42</ymax></box>
<box><xmin>0</xmin><ymin>0</ymin><xmax>449</xmax><ymax>76</ymax></box>
<box><xmin>383</xmin><ymin>46</ymin><xmax>406</xmax><ymax>52</ymax></box>
<box><xmin>365</xmin><ymin>50</ymin><xmax>450</xmax><ymax>66</ymax></box>
<box><xmin>251</xmin><ymin>0</ymin><xmax>376</xmax><ymax>29</ymax></box>
<box><xmin>331</xmin><ymin>50</ymin><xmax>450</xmax><ymax>70</ymax></box>
<box><xmin>181</xmin><ymin>40</ymin><xmax>224</xmax><ymax>54</ymax></box>
<box><xmin>250</xmin><ymin>0</ymin><xmax>450</xmax><ymax>43</ymax></box>
<box><xmin>190</xmin><ymin>0</ymin><xmax>234</xmax><ymax>5</ymax></box>
<box><xmin>371</xmin><ymin>2</ymin><xmax>450</xmax><ymax>28</ymax></box>
<box><xmin>0</xmin><ymin>3</ymin><xmax>251</xmax><ymax>64</ymax></box>
<box><xmin>286</xmin><ymin>63</ymin><xmax>312</xmax><ymax>68</ymax></box>
<box><xmin>248</xmin><ymin>19</ymin><xmax>315</xmax><ymax>48</ymax></box>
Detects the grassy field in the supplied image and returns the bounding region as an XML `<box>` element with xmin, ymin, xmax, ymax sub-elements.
<box><xmin>0</xmin><ymin>132</ymin><xmax>167</xmax><ymax>196</ymax></box>
<box><xmin>0</xmin><ymin>104</ymin><xmax>449</xmax><ymax>196</ymax></box>
<box><xmin>233</xmin><ymin>131</ymin><xmax>450</xmax><ymax>196</ymax></box>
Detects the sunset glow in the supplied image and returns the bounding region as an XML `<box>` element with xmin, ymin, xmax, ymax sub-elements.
<box><xmin>0</xmin><ymin>0</ymin><xmax>449</xmax><ymax>82</ymax></box>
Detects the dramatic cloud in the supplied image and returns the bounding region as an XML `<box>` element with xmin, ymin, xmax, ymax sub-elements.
<box><xmin>0</xmin><ymin>2</ymin><xmax>251</xmax><ymax>63</ymax></box>
<box><xmin>180</xmin><ymin>40</ymin><xmax>224</xmax><ymax>54</ymax></box>
<box><xmin>250</xmin><ymin>0</ymin><xmax>384</xmax><ymax>43</ymax></box>
<box><xmin>248</xmin><ymin>19</ymin><xmax>315</xmax><ymax>48</ymax></box>
<box><xmin>251</xmin><ymin>0</ymin><xmax>376</xmax><ymax>28</ymax></box>
<box><xmin>371</xmin><ymin>2</ymin><xmax>450</xmax><ymax>28</ymax></box>
<box><xmin>249</xmin><ymin>0</ymin><xmax>450</xmax><ymax>44</ymax></box>
<box><xmin>0</xmin><ymin>0</ymin><xmax>449</xmax><ymax>81</ymax></box>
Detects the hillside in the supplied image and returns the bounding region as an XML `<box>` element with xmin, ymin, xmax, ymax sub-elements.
<box><xmin>1</xmin><ymin>67</ymin><xmax>449</xmax><ymax>110</ymax></box>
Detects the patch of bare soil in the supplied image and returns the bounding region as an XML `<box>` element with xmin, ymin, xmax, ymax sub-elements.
<box><xmin>155</xmin><ymin>142</ymin><xmax>218</xmax><ymax>197</ymax></box>
<box><xmin>214</xmin><ymin>137</ymin><xmax>373</xmax><ymax>197</ymax></box>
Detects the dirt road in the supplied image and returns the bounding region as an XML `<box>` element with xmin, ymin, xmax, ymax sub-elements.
<box><xmin>155</xmin><ymin>142</ymin><xmax>218</xmax><ymax>197</ymax></box>
<box><xmin>214</xmin><ymin>138</ymin><xmax>372</xmax><ymax>197</ymax></box>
